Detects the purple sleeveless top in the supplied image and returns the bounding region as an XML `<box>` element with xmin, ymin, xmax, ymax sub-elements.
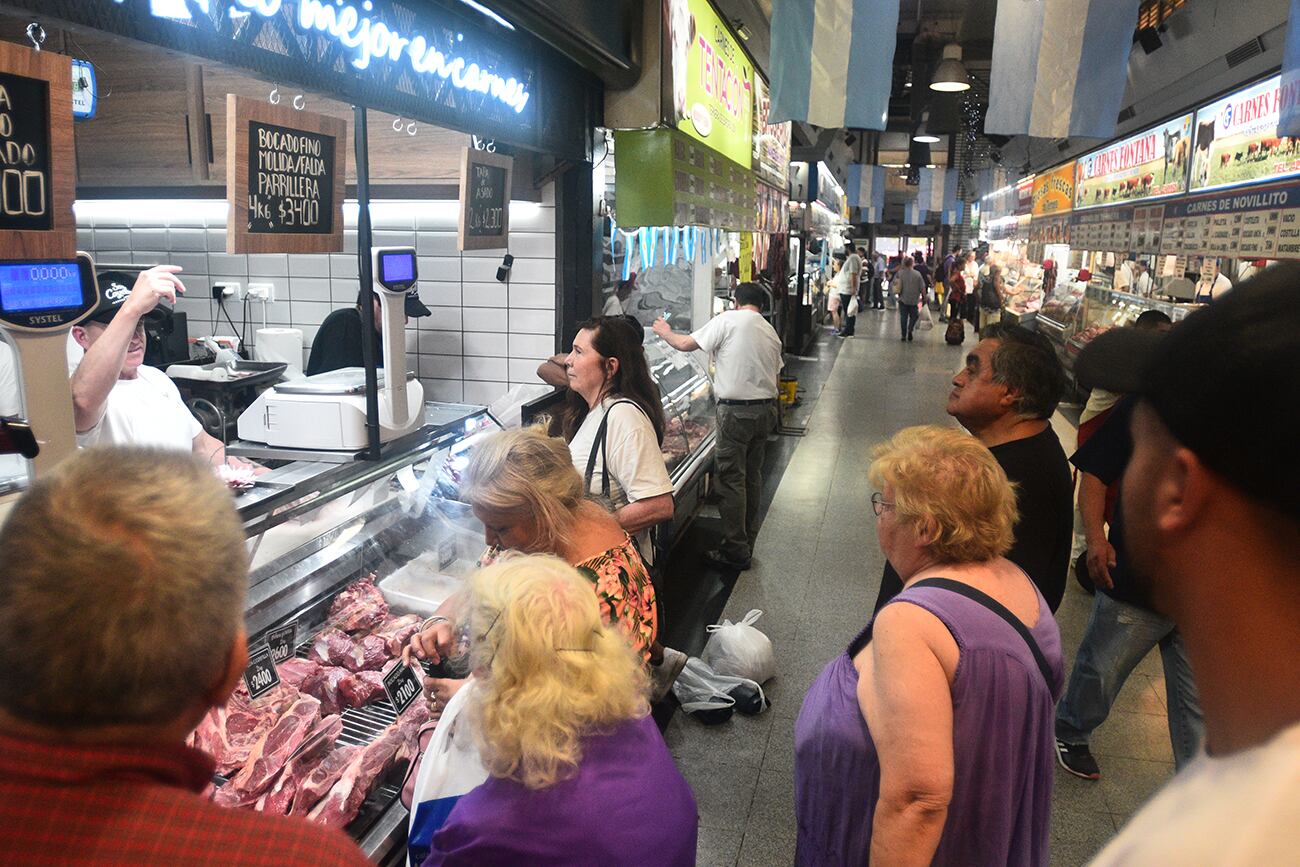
<box><xmin>794</xmin><ymin>582</ymin><xmax>1064</xmax><ymax>866</ymax></box>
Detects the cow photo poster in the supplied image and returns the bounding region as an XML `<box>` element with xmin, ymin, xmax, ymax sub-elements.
<box><xmin>1190</xmin><ymin>74</ymin><xmax>1300</xmax><ymax>193</ymax></box>
<box><xmin>1074</xmin><ymin>114</ymin><xmax>1193</xmax><ymax>209</ymax></box>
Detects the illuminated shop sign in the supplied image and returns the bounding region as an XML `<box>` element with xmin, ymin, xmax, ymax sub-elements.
<box><xmin>1074</xmin><ymin>113</ymin><xmax>1192</xmax><ymax>209</ymax></box>
<box><xmin>1190</xmin><ymin>75</ymin><xmax>1300</xmax><ymax>193</ymax></box>
<box><xmin>112</xmin><ymin>0</ymin><xmax>531</xmax><ymax>114</ymax></box>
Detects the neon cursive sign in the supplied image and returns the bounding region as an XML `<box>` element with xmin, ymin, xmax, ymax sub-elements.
<box><xmin>115</xmin><ymin>0</ymin><xmax>531</xmax><ymax>114</ymax></box>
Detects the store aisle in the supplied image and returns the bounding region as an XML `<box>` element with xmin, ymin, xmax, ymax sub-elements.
<box><xmin>665</xmin><ymin>309</ymin><xmax>1178</xmax><ymax>866</ymax></box>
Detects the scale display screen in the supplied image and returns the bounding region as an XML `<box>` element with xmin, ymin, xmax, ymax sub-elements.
<box><xmin>379</xmin><ymin>251</ymin><xmax>415</xmax><ymax>283</ymax></box>
<box><xmin>0</xmin><ymin>262</ymin><xmax>83</xmax><ymax>313</ymax></box>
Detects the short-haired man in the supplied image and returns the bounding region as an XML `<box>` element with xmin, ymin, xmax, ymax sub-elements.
<box><xmin>0</xmin><ymin>448</ymin><xmax>370</xmax><ymax>866</ymax></box>
<box><xmin>872</xmin><ymin>324</ymin><xmax>1073</xmax><ymax>612</ymax></box>
<box><xmin>1080</xmin><ymin>263</ymin><xmax>1300</xmax><ymax>865</ymax></box>
<box><xmin>838</xmin><ymin>246</ymin><xmax>862</xmax><ymax>337</ymax></box>
<box><xmin>654</xmin><ymin>282</ymin><xmax>783</xmax><ymax>571</ymax></box>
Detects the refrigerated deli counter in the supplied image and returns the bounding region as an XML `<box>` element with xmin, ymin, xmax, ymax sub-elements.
<box><xmin>209</xmin><ymin>402</ymin><xmax>503</xmax><ymax>865</ymax></box>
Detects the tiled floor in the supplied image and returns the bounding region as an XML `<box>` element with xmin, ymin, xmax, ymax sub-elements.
<box><xmin>668</xmin><ymin>310</ymin><xmax>1178</xmax><ymax>866</ymax></box>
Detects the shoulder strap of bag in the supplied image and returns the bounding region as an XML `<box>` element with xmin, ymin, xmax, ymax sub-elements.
<box><xmin>909</xmin><ymin>577</ymin><xmax>1054</xmax><ymax>688</ymax></box>
<box><xmin>583</xmin><ymin>398</ymin><xmax>647</xmax><ymax>499</ymax></box>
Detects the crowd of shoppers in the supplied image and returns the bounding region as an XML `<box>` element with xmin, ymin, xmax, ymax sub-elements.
<box><xmin>3</xmin><ymin>247</ymin><xmax>1296</xmax><ymax>867</ymax></box>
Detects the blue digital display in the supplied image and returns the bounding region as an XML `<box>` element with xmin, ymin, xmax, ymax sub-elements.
<box><xmin>0</xmin><ymin>262</ymin><xmax>83</xmax><ymax>313</ymax></box>
<box><xmin>380</xmin><ymin>252</ymin><xmax>416</xmax><ymax>283</ymax></box>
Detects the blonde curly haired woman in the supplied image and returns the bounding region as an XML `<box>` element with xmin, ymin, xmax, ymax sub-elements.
<box><xmin>406</xmin><ymin>427</ymin><xmax>676</xmax><ymax>702</ymax></box>
<box><xmin>420</xmin><ymin>555</ymin><xmax>697</xmax><ymax>865</ymax></box>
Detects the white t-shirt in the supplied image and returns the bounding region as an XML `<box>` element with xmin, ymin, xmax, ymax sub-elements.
<box><xmin>569</xmin><ymin>398</ymin><xmax>673</xmax><ymax>564</ymax></box>
<box><xmin>1196</xmin><ymin>272</ymin><xmax>1232</xmax><ymax>302</ymax></box>
<box><xmin>844</xmin><ymin>253</ymin><xmax>862</xmax><ymax>284</ymax></box>
<box><xmin>0</xmin><ymin>340</ymin><xmax>22</xmax><ymax>418</ymax></box>
<box><xmin>690</xmin><ymin>309</ymin><xmax>783</xmax><ymax>401</ymax></box>
<box><xmin>74</xmin><ymin>364</ymin><xmax>202</xmax><ymax>452</ymax></box>
<box><xmin>602</xmin><ymin>295</ymin><xmax>624</xmax><ymax>316</ymax></box>
<box><xmin>1114</xmin><ymin>261</ymin><xmax>1135</xmax><ymax>292</ymax></box>
<box><xmin>1090</xmin><ymin>721</ymin><xmax>1300</xmax><ymax>866</ymax></box>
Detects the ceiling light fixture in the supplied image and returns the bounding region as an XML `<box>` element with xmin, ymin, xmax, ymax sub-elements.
<box><xmin>912</xmin><ymin>113</ymin><xmax>940</xmax><ymax>144</ymax></box>
<box><xmin>733</xmin><ymin>19</ymin><xmax>752</xmax><ymax>40</ymax></box>
<box><xmin>930</xmin><ymin>43</ymin><xmax>970</xmax><ymax>92</ymax></box>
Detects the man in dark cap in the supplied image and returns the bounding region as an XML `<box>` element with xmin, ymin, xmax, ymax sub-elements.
<box><xmin>306</xmin><ymin>286</ymin><xmax>432</xmax><ymax>376</ymax></box>
<box><xmin>68</xmin><ymin>266</ymin><xmax>237</xmax><ymax>466</ymax></box>
<box><xmin>1081</xmin><ymin>263</ymin><xmax>1300</xmax><ymax>864</ymax></box>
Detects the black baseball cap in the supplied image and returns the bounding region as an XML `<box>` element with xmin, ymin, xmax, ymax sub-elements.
<box><xmin>1075</xmin><ymin>263</ymin><xmax>1300</xmax><ymax>520</ymax></box>
<box><xmin>357</xmin><ymin>286</ymin><xmax>431</xmax><ymax>318</ymax></box>
<box><xmin>85</xmin><ymin>270</ymin><xmax>169</xmax><ymax>326</ymax></box>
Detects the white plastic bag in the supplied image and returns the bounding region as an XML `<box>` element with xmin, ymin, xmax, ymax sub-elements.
<box><xmin>405</xmin><ymin>679</ymin><xmax>488</xmax><ymax>866</ymax></box>
<box><xmin>672</xmin><ymin>657</ymin><xmax>736</xmax><ymax>715</ymax></box>
<box><xmin>702</xmin><ymin>609</ymin><xmax>776</xmax><ymax>684</ymax></box>
<box><xmin>847</xmin><ymin>295</ymin><xmax>860</xmax><ymax>317</ymax></box>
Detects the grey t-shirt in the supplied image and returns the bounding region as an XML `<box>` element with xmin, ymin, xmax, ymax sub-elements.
<box><xmin>893</xmin><ymin>268</ymin><xmax>926</xmax><ymax>306</ymax></box>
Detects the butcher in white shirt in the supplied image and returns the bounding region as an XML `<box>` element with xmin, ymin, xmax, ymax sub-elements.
<box><xmin>69</xmin><ymin>267</ymin><xmax>249</xmax><ymax>468</ymax></box>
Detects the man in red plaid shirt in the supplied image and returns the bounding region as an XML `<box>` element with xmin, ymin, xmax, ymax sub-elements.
<box><xmin>0</xmin><ymin>447</ymin><xmax>370</xmax><ymax>866</ymax></box>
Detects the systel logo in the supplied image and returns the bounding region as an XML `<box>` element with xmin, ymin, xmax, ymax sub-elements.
<box><xmin>1221</xmin><ymin>103</ymin><xmax>1234</xmax><ymax>132</ymax></box>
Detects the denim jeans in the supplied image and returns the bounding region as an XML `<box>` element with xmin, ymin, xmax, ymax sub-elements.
<box><xmin>714</xmin><ymin>402</ymin><xmax>778</xmax><ymax>562</ymax></box>
<box><xmin>899</xmin><ymin>303</ymin><xmax>919</xmax><ymax>338</ymax></box>
<box><xmin>1056</xmin><ymin>591</ymin><xmax>1204</xmax><ymax>769</ymax></box>
<box><xmin>839</xmin><ymin>293</ymin><xmax>856</xmax><ymax>335</ymax></box>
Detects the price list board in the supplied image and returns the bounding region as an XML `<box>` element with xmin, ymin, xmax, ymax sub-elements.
<box><xmin>226</xmin><ymin>95</ymin><xmax>346</xmax><ymax>255</ymax></box>
<box><xmin>1235</xmin><ymin>210</ymin><xmax>1278</xmax><ymax>258</ymax></box>
<box><xmin>458</xmin><ymin>147</ymin><xmax>513</xmax><ymax>251</ymax></box>
<box><xmin>1161</xmin><ymin>216</ymin><xmax>1183</xmax><ymax>255</ymax></box>
<box><xmin>1204</xmin><ymin>213</ymin><xmax>1240</xmax><ymax>257</ymax></box>
<box><xmin>1130</xmin><ymin>204</ymin><xmax>1165</xmax><ymax>253</ymax></box>
<box><xmin>0</xmin><ymin>42</ymin><xmax>75</xmax><ymax>260</ymax></box>
<box><xmin>1274</xmin><ymin>208</ymin><xmax>1300</xmax><ymax>258</ymax></box>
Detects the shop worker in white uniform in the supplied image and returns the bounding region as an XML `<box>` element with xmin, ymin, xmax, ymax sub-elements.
<box><xmin>69</xmin><ymin>267</ymin><xmax>240</xmax><ymax>467</ymax></box>
<box><xmin>654</xmin><ymin>282</ymin><xmax>782</xmax><ymax>572</ymax></box>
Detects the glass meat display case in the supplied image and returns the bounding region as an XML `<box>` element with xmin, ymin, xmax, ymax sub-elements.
<box><xmin>1000</xmin><ymin>263</ymin><xmax>1046</xmax><ymax>328</ymax></box>
<box><xmin>206</xmin><ymin>403</ymin><xmax>501</xmax><ymax>865</ymax></box>
<box><xmin>1063</xmin><ymin>285</ymin><xmax>1203</xmax><ymax>372</ymax></box>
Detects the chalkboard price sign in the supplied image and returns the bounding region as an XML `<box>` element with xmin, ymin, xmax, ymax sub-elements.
<box><xmin>247</xmin><ymin>121</ymin><xmax>334</xmax><ymax>235</ymax></box>
<box><xmin>0</xmin><ymin>71</ymin><xmax>52</xmax><ymax>233</ymax></box>
<box><xmin>383</xmin><ymin>661</ymin><xmax>424</xmax><ymax>716</ymax></box>
<box><xmin>243</xmin><ymin>643</ymin><xmax>282</xmax><ymax>701</ymax></box>
<box><xmin>227</xmin><ymin>96</ymin><xmax>346</xmax><ymax>255</ymax></box>
<box><xmin>458</xmin><ymin>147</ymin><xmax>513</xmax><ymax>251</ymax></box>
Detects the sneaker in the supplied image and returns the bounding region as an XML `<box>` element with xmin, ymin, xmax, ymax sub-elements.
<box><xmin>649</xmin><ymin>646</ymin><xmax>688</xmax><ymax>703</ymax></box>
<box><xmin>702</xmin><ymin>549</ymin><xmax>752</xmax><ymax>572</ymax></box>
<box><xmin>1055</xmin><ymin>739</ymin><xmax>1101</xmax><ymax>779</ymax></box>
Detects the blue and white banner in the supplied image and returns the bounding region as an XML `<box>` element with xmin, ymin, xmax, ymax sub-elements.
<box><xmin>846</xmin><ymin>164</ymin><xmax>886</xmax><ymax>222</ymax></box>
<box><xmin>1280</xmin><ymin>0</ymin><xmax>1300</xmax><ymax>136</ymax></box>
<box><xmin>986</xmin><ymin>0</ymin><xmax>1142</xmax><ymax>139</ymax></box>
<box><xmin>917</xmin><ymin>168</ymin><xmax>958</xmax><ymax>219</ymax></box>
<box><xmin>904</xmin><ymin>200</ymin><xmax>920</xmax><ymax>226</ymax></box>
<box><xmin>769</xmin><ymin>0</ymin><xmax>899</xmax><ymax>130</ymax></box>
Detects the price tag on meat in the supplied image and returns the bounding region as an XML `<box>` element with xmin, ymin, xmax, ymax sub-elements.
<box><xmin>383</xmin><ymin>662</ymin><xmax>423</xmax><ymax>715</ymax></box>
<box><xmin>243</xmin><ymin>644</ymin><xmax>282</xmax><ymax>700</ymax></box>
<box><xmin>438</xmin><ymin>538</ymin><xmax>457</xmax><ymax>570</ymax></box>
<box><xmin>266</xmin><ymin>620</ymin><xmax>297</xmax><ymax>665</ymax></box>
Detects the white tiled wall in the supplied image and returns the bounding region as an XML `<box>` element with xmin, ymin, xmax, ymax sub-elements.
<box><xmin>73</xmin><ymin>190</ymin><xmax>559</xmax><ymax>406</ymax></box>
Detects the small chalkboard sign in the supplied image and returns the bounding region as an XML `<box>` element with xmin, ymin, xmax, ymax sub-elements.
<box><xmin>227</xmin><ymin>95</ymin><xmax>346</xmax><ymax>254</ymax></box>
<box><xmin>458</xmin><ymin>147</ymin><xmax>512</xmax><ymax>251</ymax></box>
<box><xmin>244</xmin><ymin>644</ymin><xmax>282</xmax><ymax>701</ymax></box>
<box><xmin>383</xmin><ymin>661</ymin><xmax>424</xmax><ymax>716</ymax></box>
<box><xmin>266</xmin><ymin>620</ymin><xmax>298</xmax><ymax>665</ymax></box>
<box><xmin>0</xmin><ymin>43</ymin><xmax>75</xmax><ymax>260</ymax></box>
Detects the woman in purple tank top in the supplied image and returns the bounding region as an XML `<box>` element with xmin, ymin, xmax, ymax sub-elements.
<box><xmin>795</xmin><ymin>426</ymin><xmax>1064</xmax><ymax>865</ymax></box>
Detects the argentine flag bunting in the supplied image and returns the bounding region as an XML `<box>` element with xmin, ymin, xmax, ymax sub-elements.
<box><xmin>986</xmin><ymin>0</ymin><xmax>1143</xmax><ymax>139</ymax></box>
<box><xmin>769</xmin><ymin>0</ymin><xmax>899</xmax><ymax>130</ymax></box>
<box><xmin>846</xmin><ymin>164</ymin><xmax>886</xmax><ymax>222</ymax></box>
<box><xmin>917</xmin><ymin>169</ymin><xmax>957</xmax><ymax>220</ymax></box>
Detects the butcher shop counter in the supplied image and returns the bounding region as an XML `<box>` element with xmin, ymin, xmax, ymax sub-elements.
<box><xmin>208</xmin><ymin>402</ymin><xmax>503</xmax><ymax>864</ymax></box>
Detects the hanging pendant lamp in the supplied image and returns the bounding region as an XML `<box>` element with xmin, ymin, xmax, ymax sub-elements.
<box><xmin>930</xmin><ymin>43</ymin><xmax>970</xmax><ymax>92</ymax></box>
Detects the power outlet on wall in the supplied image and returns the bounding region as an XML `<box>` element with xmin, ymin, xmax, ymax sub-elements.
<box><xmin>212</xmin><ymin>282</ymin><xmax>240</xmax><ymax>301</ymax></box>
<box><xmin>246</xmin><ymin>282</ymin><xmax>276</xmax><ymax>303</ymax></box>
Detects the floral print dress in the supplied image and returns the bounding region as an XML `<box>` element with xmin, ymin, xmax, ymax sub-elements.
<box><xmin>575</xmin><ymin>535</ymin><xmax>658</xmax><ymax>662</ymax></box>
<box><xmin>477</xmin><ymin>536</ymin><xmax>658</xmax><ymax>662</ymax></box>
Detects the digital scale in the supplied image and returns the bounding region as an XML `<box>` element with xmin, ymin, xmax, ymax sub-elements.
<box><xmin>0</xmin><ymin>253</ymin><xmax>101</xmax><ymax>505</ymax></box>
<box><xmin>236</xmin><ymin>247</ymin><xmax>425</xmax><ymax>451</ymax></box>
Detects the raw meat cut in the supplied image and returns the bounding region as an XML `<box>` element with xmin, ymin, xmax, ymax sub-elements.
<box><xmin>327</xmin><ymin>574</ymin><xmax>389</xmax><ymax>634</ymax></box>
<box><xmin>299</xmin><ymin>665</ymin><xmax>351</xmax><ymax>716</ymax></box>
<box><xmin>188</xmin><ymin>683</ymin><xmax>302</xmax><ymax>774</ymax></box>
<box><xmin>306</xmin><ymin>704</ymin><xmax>429</xmax><ymax>829</ymax></box>
<box><xmin>214</xmin><ymin>694</ymin><xmax>321</xmax><ymax>807</ymax></box>
<box><xmin>290</xmin><ymin>744</ymin><xmax>361</xmax><ymax>817</ymax></box>
<box><xmin>373</xmin><ymin>614</ymin><xmax>422</xmax><ymax>657</ymax></box>
<box><xmin>310</xmin><ymin>627</ymin><xmax>388</xmax><ymax>673</ymax></box>
<box><xmin>277</xmin><ymin>657</ymin><xmax>322</xmax><ymax>688</ymax></box>
<box><xmin>254</xmin><ymin>714</ymin><xmax>342</xmax><ymax>815</ymax></box>
<box><xmin>338</xmin><ymin>670</ymin><xmax>386</xmax><ymax>708</ymax></box>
